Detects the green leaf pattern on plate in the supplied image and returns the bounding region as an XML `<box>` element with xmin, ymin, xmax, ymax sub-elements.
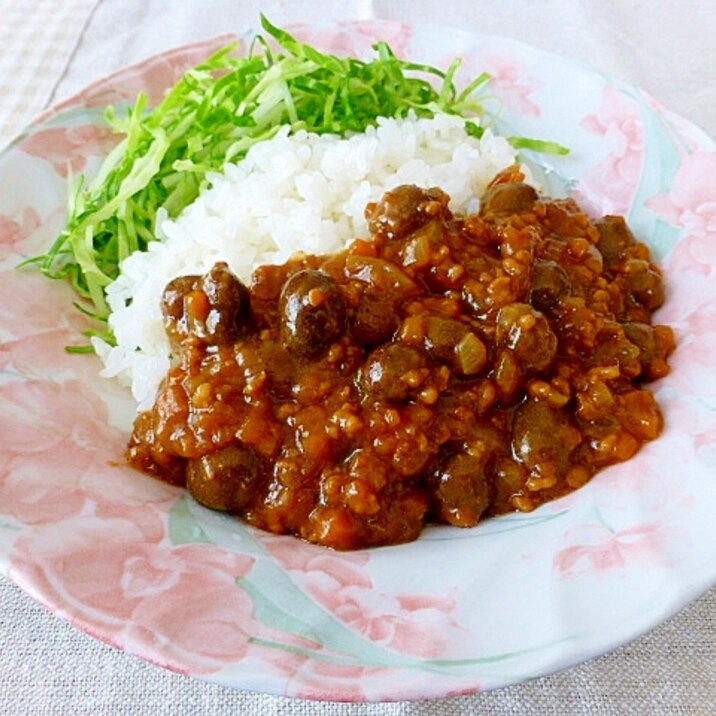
<box><xmin>169</xmin><ymin>496</ymin><xmax>572</xmax><ymax>678</ymax></box>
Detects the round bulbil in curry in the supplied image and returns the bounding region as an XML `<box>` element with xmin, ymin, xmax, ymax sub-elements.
<box><xmin>279</xmin><ymin>269</ymin><xmax>347</xmax><ymax>358</ymax></box>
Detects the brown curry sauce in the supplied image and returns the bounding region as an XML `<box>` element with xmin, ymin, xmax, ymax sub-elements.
<box><xmin>127</xmin><ymin>170</ymin><xmax>675</xmax><ymax>549</ymax></box>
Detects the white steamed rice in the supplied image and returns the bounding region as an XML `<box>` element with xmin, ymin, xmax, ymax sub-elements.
<box><xmin>93</xmin><ymin>113</ymin><xmax>522</xmax><ymax>409</ymax></box>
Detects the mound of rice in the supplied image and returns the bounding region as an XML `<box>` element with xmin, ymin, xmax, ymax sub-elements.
<box><xmin>94</xmin><ymin>113</ymin><xmax>522</xmax><ymax>409</ymax></box>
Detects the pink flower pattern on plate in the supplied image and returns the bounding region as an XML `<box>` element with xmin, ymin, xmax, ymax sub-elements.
<box><xmin>20</xmin><ymin>124</ymin><xmax>120</xmax><ymax>178</ymax></box>
<box><xmin>579</xmin><ymin>85</ymin><xmax>645</xmax><ymax>215</ymax></box>
<box><xmin>10</xmin><ymin>516</ymin><xmax>257</xmax><ymax>675</ymax></box>
<box><xmin>479</xmin><ymin>54</ymin><xmax>542</xmax><ymax>117</ymax></box>
<box><xmin>262</xmin><ymin>635</ymin><xmax>374</xmax><ymax>701</ymax></box>
<box><xmin>0</xmin><ymin>378</ymin><xmax>172</xmax><ymax>526</ymax></box>
<box><xmin>647</xmin><ymin>150</ymin><xmax>716</xmax><ymax>276</ymax></box>
<box><xmin>262</xmin><ymin>537</ymin><xmax>460</xmax><ymax>660</ymax></box>
<box><xmin>0</xmin><ymin>268</ymin><xmax>92</xmax><ymax>340</ymax></box>
<box><xmin>0</xmin><ymin>207</ymin><xmax>40</xmax><ymax>261</ymax></box>
<box><xmin>47</xmin><ymin>36</ymin><xmax>240</xmax><ymax>114</ymax></box>
<box><xmin>441</xmin><ymin>48</ymin><xmax>542</xmax><ymax>118</ymax></box>
<box><xmin>553</xmin><ymin>520</ymin><xmax>685</xmax><ymax>579</ymax></box>
<box><xmin>289</xmin><ymin>21</ymin><xmax>413</xmax><ymax>59</ymax></box>
<box><xmin>0</xmin><ymin>328</ymin><xmax>111</xmax><ymax>386</ymax></box>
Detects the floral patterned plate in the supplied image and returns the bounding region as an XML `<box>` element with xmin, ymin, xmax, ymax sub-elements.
<box><xmin>2</xmin><ymin>21</ymin><xmax>716</xmax><ymax>702</ymax></box>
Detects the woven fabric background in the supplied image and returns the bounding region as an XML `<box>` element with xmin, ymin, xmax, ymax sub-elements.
<box><xmin>0</xmin><ymin>0</ymin><xmax>99</xmax><ymax>148</ymax></box>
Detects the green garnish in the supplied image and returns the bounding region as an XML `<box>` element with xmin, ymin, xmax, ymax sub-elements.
<box><xmin>507</xmin><ymin>136</ymin><xmax>570</xmax><ymax>155</ymax></box>
<box><xmin>28</xmin><ymin>15</ymin><xmax>567</xmax><ymax>329</ymax></box>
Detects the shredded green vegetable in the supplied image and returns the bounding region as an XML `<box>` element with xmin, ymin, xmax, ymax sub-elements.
<box><xmin>28</xmin><ymin>15</ymin><xmax>567</xmax><ymax>336</ymax></box>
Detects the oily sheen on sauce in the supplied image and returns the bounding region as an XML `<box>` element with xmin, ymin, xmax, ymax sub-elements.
<box><xmin>127</xmin><ymin>172</ymin><xmax>675</xmax><ymax>550</ymax></box>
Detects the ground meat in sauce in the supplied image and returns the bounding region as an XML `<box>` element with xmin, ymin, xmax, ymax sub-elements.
<box><xmin>127</xmin><ymin>169</ymin><xmax>676</xmax><ymax>550</ymax></box>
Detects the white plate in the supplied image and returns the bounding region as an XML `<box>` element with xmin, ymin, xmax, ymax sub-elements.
<box><xmin>1</xmin><ymin>21</ymin><xmax>716</xmax><ymax>701</ymax></box>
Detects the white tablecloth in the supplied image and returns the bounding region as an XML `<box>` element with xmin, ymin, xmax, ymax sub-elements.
<box><xmin>1</xmin><ymin>1</ymin><xmax>715</xmax><ymax>713</ymax></box>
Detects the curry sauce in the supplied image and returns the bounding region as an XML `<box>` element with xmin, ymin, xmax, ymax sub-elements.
<box><xmin>127</xmin><ymin>171</ymin><xmax>675</xmax><ymax>549</ymax></box>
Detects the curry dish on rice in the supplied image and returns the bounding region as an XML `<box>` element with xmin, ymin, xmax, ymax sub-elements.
<box><xmin>127</xmin><ymin>170</ymin><xmax>675</xmax><ymax>550</ymax></box>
